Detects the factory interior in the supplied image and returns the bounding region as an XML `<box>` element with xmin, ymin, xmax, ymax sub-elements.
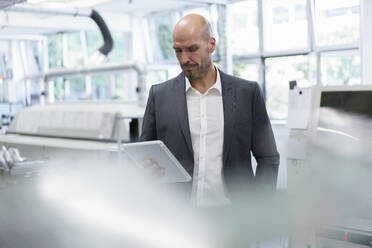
<box><xmin>1</xmin><ymin>0</ymin><xmax>372</xmax><ymax>247</ymax></box>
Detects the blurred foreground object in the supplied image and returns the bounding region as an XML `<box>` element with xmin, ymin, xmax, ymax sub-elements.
<box><xmin>0</xmin><ymin>145</ymin><xmax>45</xmax><ymax>177</ymax></box>
<box><xmin>287</xmin><ymin>84</ymin><xmax>372</xmax><ymax>247</ymax></box>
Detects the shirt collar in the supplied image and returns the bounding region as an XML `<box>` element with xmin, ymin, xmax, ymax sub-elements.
<box><xmin>185</xmin><ymin>67</ymin><xmax>222</xmax><ymax>94</ymax></box>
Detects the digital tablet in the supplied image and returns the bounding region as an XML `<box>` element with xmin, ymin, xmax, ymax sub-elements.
<box><xmin>121</xmin><ymin>140</ymin><xmax>192</xmax><ymax>183</ymax></box>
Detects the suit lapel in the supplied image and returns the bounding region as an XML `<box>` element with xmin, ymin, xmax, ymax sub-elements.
<box><xmin>220</xmin><ymin>70</ymin><xmax>236</xmax><ymax>165</ymax></box>
<box><xmin>173</xmin><ymin>73</ymin><xmax>194</xmax><ymax>156</ymax></box>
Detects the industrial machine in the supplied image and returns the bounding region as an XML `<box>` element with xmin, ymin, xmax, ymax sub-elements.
<box><xmin>0</xmin><ymin>101</ymin><xmax>144</xmax><ymax>172</ymax></box>
<box><xmin>287</xmin><ymin>84</ymin><xmax>372</xmax><ymax>248</ymax></box>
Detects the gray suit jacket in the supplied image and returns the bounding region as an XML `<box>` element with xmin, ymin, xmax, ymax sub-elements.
<box><xmin>140</xmin><ymin>70</ymin><xmax>279</xmax><ymax>200</ymax></box>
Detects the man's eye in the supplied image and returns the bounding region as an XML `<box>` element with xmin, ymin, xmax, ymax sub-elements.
<box><xmin>189</xmin><ymin>46</ymin><xmax>198</xmax><ymax>52</ymax></box>
<box><xmin>174</xmin><ymin>49</ymin><xmax>181</xmax><ymax>53</ymax></box>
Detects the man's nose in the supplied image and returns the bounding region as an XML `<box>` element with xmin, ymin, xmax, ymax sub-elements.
<box><xmin>180</xmin><ymin>52</ymin><xmax>190</xmax><ymax>65</ymax></box>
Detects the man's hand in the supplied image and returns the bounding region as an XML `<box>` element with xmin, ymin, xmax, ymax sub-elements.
<box><xmin>140</xmin><ymin>159</ymin><xmax>166</xmax><ymax>179</ymax></box>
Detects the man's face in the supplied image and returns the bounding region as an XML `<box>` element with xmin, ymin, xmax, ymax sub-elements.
<box><xmin>172</xmin><ymin>31</ymin><xmax>215</xmax><ymax>81</ymax></box>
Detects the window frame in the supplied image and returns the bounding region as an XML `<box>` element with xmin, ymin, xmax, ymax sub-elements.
<box><xmin>230</xmin><ymin>0</ymin><xmax>360</xmax><ymax>120</ymax></box>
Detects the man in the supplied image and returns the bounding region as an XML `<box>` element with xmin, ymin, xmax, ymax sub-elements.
<box><xmin>140</xmin><ymin>14</ymin><xmax>279</xmax><ymax>206</ymax></box>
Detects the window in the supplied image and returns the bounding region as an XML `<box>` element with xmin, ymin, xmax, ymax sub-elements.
<box><xmin>113</xmin><ymin>73</ymin><xmax>128</xmax><ymax>100</ymax></box>
<box><xmin>51</xmin><ymin>77</ymin><xmax>86</xmax><ymax>101</ymax></box>
<box><xmin>86</xmin><ymin>30</ymin><xmax>129</xmax><ymax>63</ymax></box>
<box><xmin>53</xmin><ymin>78</ymin><xmax>65</xmax><ymax>101</ymax></box>
<box><xmin>66</xmin><ymin>32</ymin><xmax>84</xmax><ymax>68</ymax></box>
<box><xmin>321</xmin><ymin>51</ymin><xmax>360</xmax><ymax>86</ymax></box>
<box><xmin>115</xmin><ymin>72</ymin><xmax>138</xmax><ymax>101</ymax></box>
<box><xmin>147</xmin><ymin>70</ymin><xmax>168</xmax><ymax>86</ymax></box>
<box><xmin>146</xmin><ymin>70</ymin><xmax>168</xmax><ymax>97</ymax></box>
<box><xmin>295</xmin><ymin>4</ymin><xmax>307</xmax><ymax>21</ymax></box>
<box><xmin>105</xmin><ymin>31</ymin><xmax>132</xmax><ymax>62</ymax></box>
<box><xmin>67</xmin><ymin>77</ymin><xmax>86</xmax><ymax>100</ymax></box>
<box><xmin>273</xmin><ymin>7</ymin><xmax>289</xmax><ymax>24</ymax></box>
<box><xmin>182</xmin><ymin>7</ymin><xmax>211</xmax><ymax>19</ymax></box>
<box><xmin>47</xmin><ymin>34</ymin><xmax>63</xmax><ymax>68</ymax></box>
<box><xmin>86</xmin><ymin>30</ymin><xmax>103</xmax><ymax>58</ymax></box>
<box><xmin>30</xmin><ymin>80</ymin><xmax>41</xmax><ymax>105</ymax></box>
<box><xmin>315</xmin><ymin>0</ymin><xmax>360</xmax><ymax>46</ymax></box>
<box><xmin>263</xmin><ymin>0</ymin><xmax>308</xmax><ymax>52</ymax></box>
<box><xmin>227</xmin><ymin>0</ymin><xmax>259</xmax><ymax>55</ymax></box>
<box><xmin>88</xmin><ymin>72</ymin><xmax>138</xmax><ymax>101</ymax></box>
<box><xmin>0</xmin><ymin>48</ymin><xmax>8</xmax><ymax>102</ymax></box>
<box><xmin>28</xmin><ymin>41</ymin><xmax>41</xmax><ymax>73</ymax></box>
<box><xmin>265</xmin><ymin>55</ymin><xmax>316</xmax><ymax>119</ymax></box>
<box><xmin>147</xmin><ymin>13</ymin><xmax>175</xmax><ymax>61</ymax></box>
<box><xmin>233</xmin><ymin>61</ymin><xmax>260</xmax><ymax>82</ymax></box>
<box><xmin>91</xmin><ymin>75</ymin><xmax>111</xmax><ymax>100</ymax></box>
<box><xmin>227</xmin><ymin>0</ymin><xmax>360</xmax><ymax>120</ymax></box>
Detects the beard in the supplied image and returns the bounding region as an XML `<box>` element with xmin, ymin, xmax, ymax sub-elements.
<box><xmin>182</xmin><ymin>57</ymin><xmax>212</xmax><ymax>81</ymax></box>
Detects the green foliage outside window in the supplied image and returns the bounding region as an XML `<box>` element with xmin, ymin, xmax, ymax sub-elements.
<box><xmin>86</xmin><ymin>31</ymin><xmax>126</xmax><ymax>62</ymax></box>
<box><xmin>233</xmin><ymin>63</ymin><xmax>247</xmax><ymax>76</ymax></box>
<box><xmin>322</xmin><ymin>54</ymin><xmax>360</xmax><ymax>85</ymax></box>
<box><xmin>157</xmin><ymin>25</ymin><xmax>174</xmax><ymax>60</ymax></box>
<box><xmin>265</xmin><ymin>55</ymin><xmax>316</xmax><ymax>119</ymax></box>
<box><xmin>47</xmin><ymin>34</ymin><xmax>63</xmax><ymax>68</ymax></box>
<box><xmin>53</xmin><ymin>78</ymin><xmax>65</xmax><ymax>101</ymax></box>
<box><xmin>149</xmin><ymin>13</ymin><xmax>175</xmax><ymax>61</ymax></box>
<box><xmin>86</xmin><ymin>31</ymin><xmax>103</xmax><ymax>58</ymax></box>
<box><xmin>69</xmin><ymin>77</ymin><xmax>85</xmax><ymax>100</ymax></box>
<box><xmin>110</xmin><ymin>32</ymin><xmax>125</xmax><ymax>62</ymax></box>
<box><xmin>91</xmin><ymin>75</ymin><xmax>109</xmax><ymax>100</ymax></box>
<box><xmin>66</xmin><ymin>32</ymin><xmax>84</xmax><ymax>67</ymax></box>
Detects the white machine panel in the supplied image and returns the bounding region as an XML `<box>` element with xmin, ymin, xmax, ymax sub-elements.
<box><xmin>7</xmin><ymin>102</ymin><xmax>145</xmax><ymax>141</ymax></box>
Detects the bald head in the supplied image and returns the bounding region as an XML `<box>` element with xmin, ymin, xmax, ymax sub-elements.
<box><xmin>172</xmin><ymin>14</ymin><xmax>216</xmax><ymax>82</ymax></box>
<box><xmin>173</xmin><ymin>14</ymin><xmax>213</xmax><ymax>42</ymax></box>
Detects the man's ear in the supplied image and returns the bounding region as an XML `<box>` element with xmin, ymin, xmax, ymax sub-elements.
<box><xmin>209</xmin><ymin>37</ymin><xmax>216</xmax><ymax>53</ymax></box>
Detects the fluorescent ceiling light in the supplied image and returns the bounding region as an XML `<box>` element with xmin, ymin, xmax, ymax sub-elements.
<box><xmin>27</xmin><ymin>0</ymin><xmax>67</xmax><ymax>9</ymax></box>
<box><xmin>27</xmin><ymin>0</ymin><xmax>112</xmax><ymax>9</ymax></box>
<box><xmin>27</xmin><ymin>0</ymin><xmax>46</xmax><ymax>3</ymax></box>
<box><xmin>38</xmin><ymin>1</ymin><xmax>67</xmax><ymax>9</ymax></box>
<box><xmin>72</xmin><ymin>0</ymin><xmax>112</xmax><ymax>8</ymax></box>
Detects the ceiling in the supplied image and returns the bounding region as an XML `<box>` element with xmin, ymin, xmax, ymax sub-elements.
<box><xmin>92</xmin><ymin>0</ymin><xmax>208</xmax><ymax>14</ymax></box>
<box><xmin>12</xmin><ymin>0</ymin><xmax>225</xmax><ymax>14</ymax></box>
<box><xmin>0</xmin><ymin>0</ymin><xmax>25</xmax><ymax>9</ymax></box>
<box><xmin>0</xmin><ymin>0</ymin><xmax>227</xmax><ymax>37</ymax></box>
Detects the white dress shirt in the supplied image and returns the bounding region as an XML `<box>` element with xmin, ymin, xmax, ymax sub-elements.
<box><xmin>185</xmin><ymin>68</ymin><xmax>231</xmax><ymax>206</ymax></box>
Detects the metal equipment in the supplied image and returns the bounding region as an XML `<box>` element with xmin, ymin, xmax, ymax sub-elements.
<box><xmin>287</xmin><ymin>84</ymin><xmax>372</xmax><ymax>248</ymax></box>
<box><xmin>0</xmin><ymin>101</ymin><xmax>144</xmax><ymax>161</ymax></box>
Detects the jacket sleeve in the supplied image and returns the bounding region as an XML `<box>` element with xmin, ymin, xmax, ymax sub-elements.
<box><xmin>251</xmin><ymin>82</ymin><xmax>280</xmax><ymax>191</ymax></box>
<box><xmin>140</xmin><ymin>86</ymin><xmax>157</xmax><ymax>141</ymax></box>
